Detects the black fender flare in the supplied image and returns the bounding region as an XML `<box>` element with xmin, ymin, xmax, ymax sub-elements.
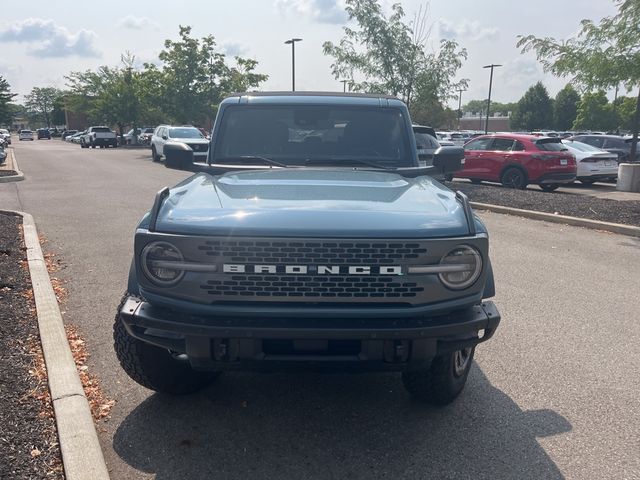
<box><xmin>483</xmin><ymin>258</ymin><xmax>495</xmax><ymax>299</ymax></box>
<box><xmin>127</xmin><ymin>258</ymin><xmax>140</xmax><ymax>295</ymax></box>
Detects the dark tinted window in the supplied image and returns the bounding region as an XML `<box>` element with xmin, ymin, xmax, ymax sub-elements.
<box><xmin>535</xmin><ymin>138</ymin><xmax>568</xmax><ymax>151</ymax></box>
<box><xmin>215</xmin><ymin>106</ymin><xmax>411</xmax><ymax>166</ymax></box>
<box><xmin>491</xmin><ymin>138</ymin><xmax>515</xmax><ymax>151</ymax></box>
<box><xmin>578</xmin><ymin>136</ymin><xmax>604</xmax><ymax>148</ymax></box>
<box><xmin>603</xmin><ymin>138</ymin><xmax>627</xmax><ymax>149</ymax></box>
<box><xmin>464</xmin><ymin>138</ymin><xmax>492</xmax><ymax>151</ymax></box>
<box><xmin>414</xmin><ymin>132</ymin><xmax>439</xmax><ymax>149</ymax></box>
<box><xmin>92</xmin><ymin>127</ymin><xmax>111</xmax><ymax>133</ymax></box>
<box><xmin>513</xmin><ymin>141</ymin><xmax>525</xmax><ymax>151</ymax></box>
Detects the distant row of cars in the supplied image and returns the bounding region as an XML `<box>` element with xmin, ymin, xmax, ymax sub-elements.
<box><xmin>413</xmin><ymin>127</ymin><xmax>624</xmax><ymax>191</ymax></box>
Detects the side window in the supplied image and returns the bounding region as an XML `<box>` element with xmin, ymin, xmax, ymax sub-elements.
<box><xmin>604</xmin><ymin>138</ymin><xmax>625</xmax><ymax>149</ymax></box>
<box><xmin>464</xmin><ymin>138</ymin><xmax>492</xmax><ymax>151</ymax></box>
<box><xmin>513</xmin><ymin>141</ymin><xmax>525</xmax><ymax>151</ymax></box>
<box><xmin>491</xmin><ymin>138</ymin><xmax>516</xmax><ymax>151</ymax></box>
<box><xmin>581</xmin><ymin>136</ymin><xmax>604</xmax><ymax>148</ymax></box>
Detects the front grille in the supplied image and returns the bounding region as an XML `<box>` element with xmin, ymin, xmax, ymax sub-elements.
<box><xmin>187</xmin><ymin>143</ymin><xmax>208</xmax><ymax>152</ymax></box>
<box><xmin>197</xmin><ymin>240</ymin><xmax>427</xmax><ymax>265</ymax></box>
<box><xmin>200</xmin><ymin>274</ymin><xmax>425</xmax><ymax>299</ymax></box>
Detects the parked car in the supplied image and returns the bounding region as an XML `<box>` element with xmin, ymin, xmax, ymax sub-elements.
<box><xmin>19</xmin><ymin>129</ymin><xmax>34</xmax><ymax>141</ymax></box>
<box><xmin>569</xmin><ymin>134</ymin><xmax>639</xmax><ymax>163</ymax></box>
<box><xmin>37</xmin><ymin>128</ymin><xmax>51</xmax><ymax>139</ymax></box>
<box><xmin>150</xmin><ymin>125</ymin><xmax>209</xmax><ymax>162</ymax></box>
<box><xmin>70</xmin><ymin>131</ymin><xmax>85</xmax><ymax>144</ymax></box>
<box><xmin>460</xmin><ymin>134</ymin><xmax>576</xmax><ymax>191</ymax></box>
<box><xmin>114</xmin><ymin>91</ymin><xmax>500</xmax><ymax>406</ymax></box>
<box><xmin>80</xmin><ymin>126</ymin><xmax>118</xmax><ymax>148</ymax></box>
<box><xmin>122</xmin><ymin>127</ymin><xmax>155</xmax><ymax>145</ymax></box>
<box><xmin>561</xmin><ymin>139</ymin><xmax>619</xmax><ymax>184</ymax></box>
<box><xmin>0</xmin><ymin>128</ymin><xmax>11</xmax><ymax>145</ymax></box>
<box><xmin>62</xmin><ymin>130</ymin><xmax>78</xmax><ymax>140</ymax></box>
<box><xmin>0</xmin><ymin>142</ymin><xmax>6</xmax><ymax>164</ymax></box>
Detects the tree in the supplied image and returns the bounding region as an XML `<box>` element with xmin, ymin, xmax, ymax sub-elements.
<box><xmin>511</xmin><ymin>82</ymin><xmax>553</xmax><ymax>131</ymax></box>
<box><xmin>553</xmin><ymin>84</ymin><xmax>580</xmax><ymax>130</ymax></box>
<box><xmin>24</xmin><ymin>87</ymin><xmax>61</xmax><ymax>128</ymax></box>
<box><xmin>463</xmin><ymin>99</ymin><xmax>518</xmax><ymax>117</ymax></box>
<box><xmin>572</xmin><ymin>90</ymin><xmax>617</xmax><ymax>131</ymax></box>
<box><xmin>66</xmin><ymin>55</ymin><xmax>141</xmax><ymax>139</ymax></box>
<box><xmin>614</xmin><ymin>95</ymin><xmax>637</xmax><ymax>131</ymax></box>
<box><xmin>518</xmin><ymin>0</ymin><xmax>640</xmax><ymax>160</ymax></box>
<box><xmin>322</xmin><ymin>0</ymin><xmax>467</xmax><ymax>110</ymax></box>
<box><xmin>158</xmin><ymin>26</ymin><xmax>267</xmax><ymax>127</ymax></box>
<box><xmin>0</xmin><ymin>76</ymin><xmax>17</xmax><ymax>126</ymax></box>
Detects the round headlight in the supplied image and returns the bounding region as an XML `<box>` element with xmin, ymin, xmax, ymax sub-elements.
<box><xmin>141</xmin><ymin>241</ymin><xmax>185</xmax><ymax>286</ymax></box>
<box><xmin>438</xmin><ymin>245</ymin><xmax>482</xmax><ymax>290</ymax></box>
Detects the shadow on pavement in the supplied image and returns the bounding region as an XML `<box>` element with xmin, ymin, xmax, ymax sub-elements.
<box><xmin>113</xmin><ymin>366</ymin><xmax>570</xmax><ymax>479</ymax></box>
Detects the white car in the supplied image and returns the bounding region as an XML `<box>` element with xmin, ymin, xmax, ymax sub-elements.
<box><xmin>150</xmin><ymin>125</ymin><xmax>209</xmax><ymax>162</ymax></box>
<box><xmin>0</xmin><ymin>128</ymin><xmax>11</xmax><ymax>145</ymax></box>
<box><xmin>19</xmin><ymin>129</ymin><xmax>34</xmax><ymax>141</ymax></box>
<box><xmin>562</xmin><ymin>139</ymin><xmax>618</xmax><ymax>184</ymax></box>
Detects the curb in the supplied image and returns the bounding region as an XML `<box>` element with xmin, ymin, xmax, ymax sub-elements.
<box><xmin>470</xmin><ymin>201</ymin><xmax>640</xmax><ymax>238</ymax></box>
<box><xmin>0</xmin><ymin>148</ymin><xmax>25</xmax><ymax>183</ymax></box>
<box><xmin>4</xmin><ymin>210</ymin><xmax>110</xmax><ymax>480</ymax></box>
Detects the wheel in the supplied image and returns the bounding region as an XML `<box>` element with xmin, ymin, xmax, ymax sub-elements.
<box><xmin>580</xmin><ymin>179</ymin><xmax>596</xmax><ymax>185</ymax></box>
<box><xmin>402</xmin><ymin>347</ymin><xmax>475</xmax><ymax>406</ymax></box>
<box><xmin>540</xmin><ymin>184</ymin><xmax>560</xmax><ymax>192</ymax></box>
<box><xmin>113</xmin><ymin>293</ymin><xmax>220</xmax><ymax>395</ymax></box>
<box><xmin>80</xmin><ymin>139</ymin><xmax>88</xmax><ymax>149</ymax></box>
<box><xmin>151</xmin><ymin>146</ymin><xmax>160</xmax><ymax>162</ymax></box>
<box><xmin>470</xmin><ymin>179</ymin><xmax>482</xmax><ymax>184</ymax></box>
<box><xmin>443</xmin><ymin>174</ymin><xmax>454</xmax><ymax>182</ymax></box>
<box><xmin>500</xmin><ymin>167</ymin><xmax>527</xmax><ymax>189</ymax></box>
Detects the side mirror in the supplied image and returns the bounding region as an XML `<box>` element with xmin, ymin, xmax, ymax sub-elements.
<box><xmin>164</xmin><ymin>142</ymin><xmax>194</xmax><ymax>171</ymax></box>
<box><xmin>433</xmin><ymin>146</ymin><xmax>464</xmax><ymax>175</ymax></box>
<box><xmin>162</xmin><ymin>135</ymin><xmax>168</xmax><ymax>140</ymax></box>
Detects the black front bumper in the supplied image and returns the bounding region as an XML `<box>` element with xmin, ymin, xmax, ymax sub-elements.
<box><xmin>119</xmin><ymin>297</ymin><xmax>500</xmax><ymax>372</ymax></box>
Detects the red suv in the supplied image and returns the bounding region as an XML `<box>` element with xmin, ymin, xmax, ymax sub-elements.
<box><xmin>460</xmin><ymin>134</ymin><xmax>576</xmax><ymax>191</ymax></box>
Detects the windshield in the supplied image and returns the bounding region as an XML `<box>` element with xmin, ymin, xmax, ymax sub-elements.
<box><xmin>535</xmin><ymin>138</ymin><xmax>568</xmax><ymax>151</ymax></box>
<box><xmin>563</xmin><ymin>140</ymin><xmax>603</xmax><ymax>152</ymax></box>
<box><xmin>213</xmin><ymin>105</ymin><xmax>411</xmax><ymax>167</ymax></box>
<box><xmin>169</xmin><ymin>127</ymin><xmax>203</xmax><ymax>139</ymax></box>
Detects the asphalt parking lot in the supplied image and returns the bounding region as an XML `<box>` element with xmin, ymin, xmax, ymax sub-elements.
<box><xmin>1</xmin><ymin>139</ymin><xmax>639</xmax><ymax>479</ymax></box>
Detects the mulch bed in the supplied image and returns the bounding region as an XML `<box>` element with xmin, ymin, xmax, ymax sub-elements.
<box><xmin>451</xmin><ymin>181</ymin><xmax>640</xmax><ymax>227</ymax></box>
<box><xmin>0</xmin><ymin>212</ymin><xmax>64</xmax><ymax>479</ymax></box>
<box><xmin>0</xmin><ymin>170</ymin><xmax>18</xmax><ymax>177</ymax></box>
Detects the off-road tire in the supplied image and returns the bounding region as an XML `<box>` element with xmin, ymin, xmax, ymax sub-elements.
<box><xmin>113</xmin><ymin>293</ymin><xmax>220</xmax><ymax>395</ymax></box>
<box><xmin>402</xmin><ymin>347</ymin><xmax>475</xmax><ymax>406</ymax></box>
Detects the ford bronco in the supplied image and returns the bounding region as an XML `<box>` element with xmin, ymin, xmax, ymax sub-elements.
<box><xmin>114</xmin><ymin>92</ymin><xmax>501</xmax><ymax>405</ymax></box>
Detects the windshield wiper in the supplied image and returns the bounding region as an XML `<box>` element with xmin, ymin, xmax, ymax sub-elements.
<box><xmin>304</xmin><ymin>158</ymin><xmax>395</xmax><ymax>170</ymax></box>
<box><xmin>214</xmin><ymin>155</ymin><xmax>292</xmax><ymax>168</ymax></box>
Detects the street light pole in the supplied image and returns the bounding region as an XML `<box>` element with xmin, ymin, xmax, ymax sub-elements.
<box><xmin>457</xmin><ymin>88</ymin><xmax>466</xmax><ymax>130</ymax></box>
<box><xmin>340</xmin><ymin>80</ymin><xmax>349</xmax><ymax>92</ymax></box>
<box><xmin>284</xmin><ymin>38</ymin><xmax>302</xmax><ymax>91</ymax></box>
<box><xmin>483</xmin><ymin>64</ymin><xmax>502</xmax><ymax>134</ymax></box>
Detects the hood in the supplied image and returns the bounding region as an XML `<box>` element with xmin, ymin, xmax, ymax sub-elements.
<box><xmin>170</xmin><ymin>137</ymin><xmax>209</xmax><ymax>144</ymax></box>
<box><xmin>152</xmin><ymin>169</ymin><xmax>471</xmax><ymax>238</ymax></box>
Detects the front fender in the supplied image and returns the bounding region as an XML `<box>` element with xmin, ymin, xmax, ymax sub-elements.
<box><xmin>127</xmin><ymin>257</ymin><xmax>140</xmax><ymax>295</ymax></box>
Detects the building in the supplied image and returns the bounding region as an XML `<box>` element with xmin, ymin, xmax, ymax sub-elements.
<box><xmin>459</xmin><ymin>112</ymin><xmax>511</xmax><ymax>132</ymax></box>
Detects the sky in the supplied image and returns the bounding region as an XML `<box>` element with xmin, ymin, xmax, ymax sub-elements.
<box><xmin>0</xmin><ymin>0</ymin><xmax>624</xmax><ymax>108</ymax></box>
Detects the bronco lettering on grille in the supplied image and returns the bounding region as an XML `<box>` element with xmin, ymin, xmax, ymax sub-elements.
<box><xmin>222</xmin><ymin>264</ymin><xmax>403</xmax><ymax>275</ymax></box>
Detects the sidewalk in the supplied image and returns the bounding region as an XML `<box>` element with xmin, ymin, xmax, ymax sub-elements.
<box><xmin>559</xmin><ymin>181</ymin><xmax>640</xmax><ymax>201</ymax></box>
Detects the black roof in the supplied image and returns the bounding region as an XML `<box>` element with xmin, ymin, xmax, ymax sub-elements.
<box><xmin>230</xmin><ymin>91</ymin><xmax>400</xmax><ymax>100</ymax></box>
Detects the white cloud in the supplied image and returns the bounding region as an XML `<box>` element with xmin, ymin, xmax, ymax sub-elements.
<box><xmin>438</xmin><ymin>19</ymin><xmax>499</xmax><ymax>42</ymax></box>
<box><xmin>0</xmin><ymin>18</ymin><xmax>100</xmax><ymax>58</ymax></box>
<box><xmin>117</xmin><ymin>15</ymin><xmax>159</xmax><ymax>30</ymax></box>
<box><xmin>501</xmin><ymin>57</ymin><xmax>543</xmax><ymax>88</ymax></box>
<box><xmin>275</xmin><ymin>0</ymin><xmax>347</xmax><ymax>24</ymax></box>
